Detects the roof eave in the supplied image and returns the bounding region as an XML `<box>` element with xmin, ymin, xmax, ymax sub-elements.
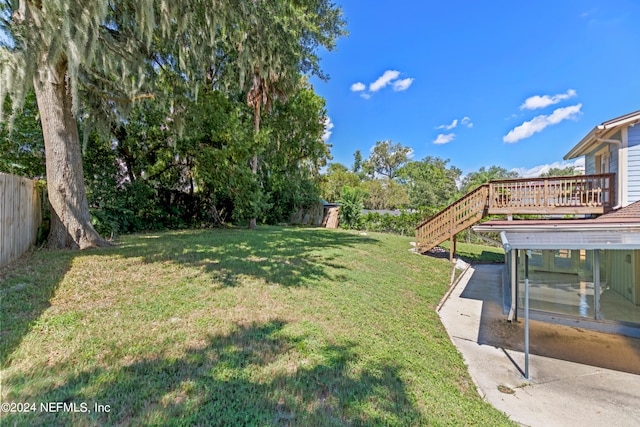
<box><xmin>599</xmin><ymin>110</ymin><xmax>640</xmax><ymax>129</ymax></box>
<box><xmin>564</xmin><ymin>127</ymin><xmax>597</xmax><ymax>160</ymax></box>
<box><xmin>563</xmin><ymin>110</ymin><xmax>640</xmax><ymax>160</ymax></box>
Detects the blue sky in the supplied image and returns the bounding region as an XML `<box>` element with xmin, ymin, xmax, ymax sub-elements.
<box><xmin>310</xmin><ymin>0</ymin><xmax>640</xmax><ymax>177</ymax></box>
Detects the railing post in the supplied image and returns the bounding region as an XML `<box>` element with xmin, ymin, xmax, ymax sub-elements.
<box><xmin>488</xmin><ymin>183</ymin><xmax>494</xmax><ymax>209</ymax></box>
<box><xmin>544</xmin><ymin>179</ymin><xmax>549</xmax><ymax>207</ymax></box>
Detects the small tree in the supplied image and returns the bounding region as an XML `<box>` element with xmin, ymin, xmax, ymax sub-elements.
<box><xmin>353</xmin><ymin>150</ymin><xmax>363</xmax><ymax>173</ymax></box>
<box><xmin>363</xmin><ymin>140</ymin><xmax>412</xmax><ymax>179</ymax></box>
<box><xmin>338</xmin><ymin>186</ymin><xmax>367</xmax><ymax>229</ymax></box>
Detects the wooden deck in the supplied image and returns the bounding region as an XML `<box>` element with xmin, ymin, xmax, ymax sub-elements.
<box><xmin>415</xmin><ymin>174</ymin><xmax>615</xmax><ymax>257</ymax></box>
<box><xmin>487</xmin><ymin>174</ymin><xmax>614</xmax><ymax>215</ymax></box>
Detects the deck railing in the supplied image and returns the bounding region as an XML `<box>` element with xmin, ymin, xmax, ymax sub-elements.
<box><xmin>415</xmin><ymin>184</ymin><xmax>488</xmax><ymax>253</ymax></box>
<box><xmin>415</xmin><ymin>173</ymin><xmax>615</xmax><ymax>255</ymax></box>
<box><xmin>487</xmin><ymin>173</ymin><xmax>614</xmax><ymax>214</ymax></box>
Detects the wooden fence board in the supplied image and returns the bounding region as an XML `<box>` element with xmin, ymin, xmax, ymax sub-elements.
<box><xmin>0</xmin><ymin>172</ymin><xmax>42</xmax><ymax>268</ymax></box>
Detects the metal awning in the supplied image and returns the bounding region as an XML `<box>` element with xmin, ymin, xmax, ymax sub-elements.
<box><xmin>498</xmin><ymin>229</ymin><xmax>640</xmax><ymax>381</ymax></box>
<box><xmin>500</xmin><ymin>230</ymin><xmax>640</xmax><ymax>252</ymax></box>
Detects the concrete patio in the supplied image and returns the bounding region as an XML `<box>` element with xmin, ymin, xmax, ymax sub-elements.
<box><xmin>438</xmin><ymin>263</ymin><xmax>640</xmax><ymax>427</ymax></box>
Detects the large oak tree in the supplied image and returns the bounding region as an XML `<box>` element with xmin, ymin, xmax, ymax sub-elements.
<box><xmin>1</xmin><ymin>0</ymin><xmax>344</xmax><ymax>248</ymax></box>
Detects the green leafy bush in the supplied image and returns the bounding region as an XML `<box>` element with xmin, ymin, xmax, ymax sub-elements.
<box><xmin>338</xmin><ymin>186</ymin><xmax>367</xmax><ymax>229</ymax></box>
<box><xmin>357</xmin><ymin>211</ymin><xmax>425</xmax><ymax>235</ymax></box>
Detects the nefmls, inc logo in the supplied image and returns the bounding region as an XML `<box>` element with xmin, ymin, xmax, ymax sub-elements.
<box><xmin>41</xmin><ymin>402</ymin><xmax>89</xmax><ymax>413</ymax></box>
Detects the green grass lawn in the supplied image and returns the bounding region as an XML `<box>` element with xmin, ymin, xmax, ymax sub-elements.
<box><xmin>439</xmin><ymin>240</ymin><xmax>505</xmax><ymax>264</ymax></box>
<box><xmin>1</xmin><ymin>227</ymin><xmax>513</xmax><ymax>426</ymax></box>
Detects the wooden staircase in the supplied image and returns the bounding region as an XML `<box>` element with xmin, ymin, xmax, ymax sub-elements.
<box><xmin>414</xmin><ymin>174</ymin><xmax>615</xmax><ymax>260</ymax></box>
<box><xmin>414</xmin><ymin>185</ymin><xmax>489</xmax><ymax>257</ymax></box>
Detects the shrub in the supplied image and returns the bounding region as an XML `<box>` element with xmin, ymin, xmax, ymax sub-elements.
<box><xmin>338</xmin><ymin>186</ymin><xmax>367</xmax><ymax>229</ymax></box>
<box><xmin>357</xmin><ymin>211</ymin><xmax>424</xmax><ymax>235</ymax></box>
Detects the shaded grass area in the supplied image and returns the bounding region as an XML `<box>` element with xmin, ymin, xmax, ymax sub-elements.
<box><xmin>438</xmin><ymin>241</ymin><xmax>505</xmax><ymax>264</ymax></box>
<box><xmin>1</xmin><ymin>227</ymin><xmax>514</xmax><ymax>426</ymax></box>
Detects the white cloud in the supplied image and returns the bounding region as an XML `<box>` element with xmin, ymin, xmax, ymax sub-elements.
<box><xmin>369</xmin><ymin>70</ymin><xmax>400</xmax><ymax>92</ymax></box>
<box><xmin>436</xmin><ymin>116</ymin><xmax>473</xmax><ymax>131</ymax></box>
<box><xmin>511</xmin><ymin>158</ymin><xmax>586</xmax><ymax>178</ymax></box>
<box><xmin>350</xmin><ymin>82</ymin><xmax>366</xmax><ymax>92</ymax></box>
<box><xmin>433</xmin><ymin>133</ymin><xmax>455</xmax><ymax>144</ymax></box>
<box><xmin>352</xmin><ymin>70</ymin><xmax>414</xmax><ymax>98</ymax></box>
<box><xmin>520</xmin><ymin>89</ymin><xmax>577</xmax><ymax>110</ymax></box>
<box><xmin>503</xmin><ymin>104</ymin><xmax>582</xmax><ymax>143</ymax></box>
<box><xmin>392</xmin><ymin>77</ymin><xmax>414</xmax><ymax>92</ymax></box>
<box><xmin>437</xmin><ymin>119</ymin><xmax>458</xmax><ymax>130</ymax></box>
<box><xmin>322</xmin><ymin>116</ymin><xmax>334</xmax><ymax>142</ymax></box>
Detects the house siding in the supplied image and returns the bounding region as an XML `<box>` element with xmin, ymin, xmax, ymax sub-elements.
<box><xmin>628</xmin><ymin>125</ymin><xmax>640</xmax><ymax>204</ymax></box>
<box><xmin>584</xmin><ymin>140</ymin><xmax>616</xmax><ymax>175</ymax></box>
<box><xmin>585</xmin><ymin>152</ymin><xmax>596</xmax><ymax>175</ymax></box>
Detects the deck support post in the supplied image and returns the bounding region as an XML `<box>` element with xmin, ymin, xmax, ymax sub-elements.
<box><xmin>449</xmin><ymin>233</ymin><xmax>455</xmax><ymax>262</ymax></box>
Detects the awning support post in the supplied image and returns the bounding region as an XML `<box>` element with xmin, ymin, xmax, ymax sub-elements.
<box><xmin>524</xmin><ymin>249</ymin><xmax>531</xmax><ymax>381</ymax></box>
<box><xmin>594</xmin><ymin>250</ymin><xmax>601</xmax><ymax>320</ymax></box>
<box><xmin>508</xmin><ymin>249</ymin><xmax>517</xmax><ymax>321</ymax></box>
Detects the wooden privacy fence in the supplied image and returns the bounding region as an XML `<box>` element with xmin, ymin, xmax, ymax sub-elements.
<box><xmin>0</xmin><ymin>172</ymin><xmax>43</xmax><ymax>268</ymax></box>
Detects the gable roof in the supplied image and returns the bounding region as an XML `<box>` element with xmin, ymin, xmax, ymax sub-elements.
<box><xmin>564</xmin><ymin>110</ymin><xmax>640</xmax><ymax>160</ymax></box>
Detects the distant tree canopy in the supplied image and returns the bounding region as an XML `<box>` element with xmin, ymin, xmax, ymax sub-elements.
<box><xmin>321</xmin><ymin>151</ymin><xmax>462</xmax><ymax>213</ymax></box>
<box><xmin>360</xmin><ymin>179</ymin><xmax>409</xmax><ymax>210</ymax></box>
<box><xmin>0</xmin><ymin>90</ymin><xmax>44</xmax><ymax>177</ymax></box>
<box><xmin>539</xmin><ymin>166</ymin><xmax>579</xmax><ymax>177</ymax></box>
<box><xmin>321</xmin><ymin>163</ymin><xmax>361</xmax><ymax>203</ymax></box>
<box><xmin>363</xmin><ymin>140</ymin><xmax>412</xmax><ymax>179</ymax></box>
<box><xmin>459</xmin><ymin>166</ymin><xmax>519</xmax><ymax>194</ymax></box>
<box><xmin>352</xmin><ymin>150</ymin><xmax>363</xmax><ymax>173</ymax></box>
<box><xmin>398</xmin><ymin>157</ymin><xmax>461</xmax><ymax>214</ymax></box>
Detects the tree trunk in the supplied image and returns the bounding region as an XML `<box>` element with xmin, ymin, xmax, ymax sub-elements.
<box><xmin>248</xmin><ymin>103</ymin><xmax>261</xmax><ymax>230</ymax></box>
<box><xmin>33</xmin><ymin>57</ymin><xmax>110</xmax><ymax>249</ymax></box>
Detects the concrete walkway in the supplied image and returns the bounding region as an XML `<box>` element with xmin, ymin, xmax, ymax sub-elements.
<box><xmin>439</xmin><ymin>263</ymin><xmax>640</xmax><ymax>427</ymax></box>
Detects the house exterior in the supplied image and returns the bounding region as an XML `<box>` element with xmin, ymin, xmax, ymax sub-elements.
<box><xmin>564</xmin><ymin>109</ymin><xmax>640</xmax><ymax>208</ymax></box>
<box><xmin>474</xmin><ymin>110</ymin><xmax>640</xmax><ymax>338</ymax></box>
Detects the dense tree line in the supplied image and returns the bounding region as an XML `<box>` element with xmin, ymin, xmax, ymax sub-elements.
<box><xmin>2</xmin><ymin>82</ymin><xmax>330</xmax><ymax>236</ymax></box>
<box><xmin>1</xmin><ymin>91</ymin><xmax>582</xmax><ymax>238</ymax></box>
<box><xmin>321</xmin><ymin>140</ymin><xmax>464</xmax><ymax>216</ymax></box>
<box><xmin>2</xmin><ymin>95</ymin><xmax>579</xmax><ymax>239</ymax></box>
<box><xmin>1</xmin><ymin>0</ymin><xmax>346</xmax><ymax>249</ymax></box>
